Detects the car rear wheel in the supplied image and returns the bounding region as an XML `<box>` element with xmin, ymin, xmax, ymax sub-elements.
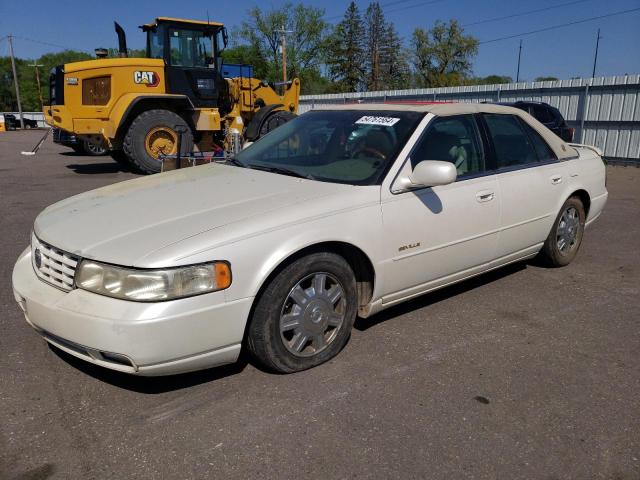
<box><xmin>539</xmin><ymin>196</ymin><xmax>586</xmax><ymax>267</ymax></box>
<box><xmin>123</xmin><ymin>109</ymin><xmax>193</xmax><ymax>174</ymax></box>
<box><xmin>247</xmin><ymin>252</ymin><xmax>358</xmax><ymax>373</ymax></box>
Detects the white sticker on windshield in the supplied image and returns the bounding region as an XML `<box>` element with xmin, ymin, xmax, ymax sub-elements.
<box><xmin>355</xmin><ymin>116</ymin><xmax>400</xmax><ymax>127</ymax></box>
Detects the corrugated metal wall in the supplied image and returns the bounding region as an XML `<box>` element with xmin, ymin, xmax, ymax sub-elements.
<box><xmin>299</xmin><ymin>74</ymin><xmax>640</xmax><ymax>161</ymax></box>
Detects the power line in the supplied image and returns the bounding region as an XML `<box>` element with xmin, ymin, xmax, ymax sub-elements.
<box><xmin>11</xmin><ymin>34</ymin><xmax>91</xmax><ymax>53</ymax></box>
<box><xmin>479</xmin><ymin>7</ymin><xmax>640</xmax><ymax>44</ymax></box>
<box><xmin>326</xmin><ymin>0</ymin><xmax>449</xmax><ymax>21</ymax></box>
<box><xmin>463</xmin><ymin>0</ymin><xmax>594</xmax><ymax>27</ymax></box>
<box><xmin>386</xmin><ymin>0</ymin><xmax>450</xmax><ymax>15</ymax></box>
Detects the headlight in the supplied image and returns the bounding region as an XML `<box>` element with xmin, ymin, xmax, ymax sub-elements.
<box><xmin>75</xmin><ymin>260</ymin><xmax>231</xmax><ymax>301</ymax></box>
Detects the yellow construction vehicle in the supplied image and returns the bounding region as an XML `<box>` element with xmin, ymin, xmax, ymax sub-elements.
<box><xmin>44</xmin><ymin>18</ymin><xmax>300</xmax><ymax>173</ymax></box>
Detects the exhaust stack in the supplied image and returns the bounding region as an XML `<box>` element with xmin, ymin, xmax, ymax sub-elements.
<box><xmin>114</xmin><ymin>22</ymin><xmax>128</xmax><ymax>58</ymax></box>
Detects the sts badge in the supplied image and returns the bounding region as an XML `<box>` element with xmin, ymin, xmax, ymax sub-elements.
<box><xmin>133</xmin><ymin>71</ymin><xmax>160</xmax><ymax>87</ymax></box>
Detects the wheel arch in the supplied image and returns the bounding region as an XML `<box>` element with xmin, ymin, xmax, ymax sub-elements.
<box><xmin>569</xmin><ymin>188</ymin><xmax>591</xmax><ymax>217</ymax></box>
<box><xmin>250</xmin><ymin>241</ymin><xmax>376</xmax><ymax>317</ymax></box>
<box><xmin>112</xmin><ymin>94</ymin><xmax>193</xmax><ymax>148</ymax></box>
<box><xmin>244</xmin><ymin>104</ymin><xmax>284</xmax><ymax>141</ymax></box>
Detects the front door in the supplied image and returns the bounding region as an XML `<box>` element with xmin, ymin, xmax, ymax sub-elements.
<box><xmin>165</xmin><ymin>26</ymin><xmax>221</xmax><ymax>108</ymax></box>
<box><xmin>381</xmin><ymin>114</ymin><xmax>501</xmax><ymax>304</ymax></box>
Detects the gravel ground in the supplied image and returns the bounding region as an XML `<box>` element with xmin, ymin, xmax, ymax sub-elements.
<box><xmin>1</xmin><ymin>130</ymin><xmax>639</xmax><ymax>480</ymax></box>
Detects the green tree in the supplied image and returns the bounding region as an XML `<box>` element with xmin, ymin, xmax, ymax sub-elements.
<box><xmin>326</xmin><ymin>2</ymin><xmax>366</xmax><ymax>92</ymax></box>
<box><xmin>535</xmin><ymin>76</ymin><xmax>559</xmax><ymax>82</ymax></box>
<box><xmin>363</xmin><ymin>2</ymin><xmax>408</xmax><ymax>91</ymax></box>
<box><xmin>364</xmin><ymin>2</ymin><xmax>386</xmax><ymax>91</ymax></box>
<box><xmin>466</xmin><ymin>75</ymin><xmax>513</xmax><ymax>85</ymax></box>
<box><xmin>0</xmin><ymin>50</ymin><xmax>92</xmax><ymax>111</ymax></box>
<box><xmin>411</xmin><ymin>20</ymin><xmax>478</xmax><ymax>88</ymax></box>
<box><xmin>238</xmin><ymin>2</ymin><xmax>328</xmax><ymax>89</ymax></box>
<box><xmin>379</xmin><ymin>20</ymin><xmax>410</xmax><ymax>90</ymax></box>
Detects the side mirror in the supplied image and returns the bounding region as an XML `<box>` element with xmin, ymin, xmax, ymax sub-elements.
<box><xmin>222</xmin><ymin>27</ymin><xmax>229</xmax><ymax>50</ymax></box>
<box><xmin>408</xmin><ymin>160</ymin><xmax>457</xmax><ymax>187</ymax></box>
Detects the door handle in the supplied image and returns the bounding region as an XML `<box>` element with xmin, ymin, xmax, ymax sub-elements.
<box><xmin>550</xmin><ymin>175</ymin><xmax>563</xmax><ymax>185</ymax></box>
<box><xmin>476</xmin><ymin>190</ymin><xmax>495</xmax><ymax>203</ymax></box>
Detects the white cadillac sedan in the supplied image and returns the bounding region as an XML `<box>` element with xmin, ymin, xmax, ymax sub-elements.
<box><xmin>12</xmin><ymin>104</ymin><xmax>607</xmax><ymax>375</ymax></box>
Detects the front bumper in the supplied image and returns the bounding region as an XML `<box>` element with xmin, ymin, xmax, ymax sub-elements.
<box><xmin>12</xmin><ymin>248</ymin><xmax>252</xmax><ymax>376</ymax></box>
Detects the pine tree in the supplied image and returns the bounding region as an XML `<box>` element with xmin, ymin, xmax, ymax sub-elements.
<box><xmin>326</xmin><ymin>2</ymin><xmax>366</xmax><ymax>92</ymax></box>
<box><xmin>379</xmin><ymin>21</ymin><xmax>410</xmax><ymax>90</ymax></box>
<box><xmin>364</xmin><ymin>2</ymin><xmax>386</xmax><ymax>91</ymax></box>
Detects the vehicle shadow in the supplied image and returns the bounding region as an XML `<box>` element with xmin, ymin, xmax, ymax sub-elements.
<box><xmin>49</xmin><ymin>345</ymin><xmax>250</xmax><ymax>394</ymax></box>
<box><xmin>65</xmin><ymin>162</ymin><xmax>133</xmax><ymax>174</ymax></box>
<box><xmin>354</xmin><ymin>261</ymin><xmax>526</xmax><ymax>331</ymax></box>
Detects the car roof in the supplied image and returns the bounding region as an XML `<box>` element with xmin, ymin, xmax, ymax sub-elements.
<box><xmin>314</xmin><ymin>102</ymin><xmax>576</xmax><ymax>160</ymax></box>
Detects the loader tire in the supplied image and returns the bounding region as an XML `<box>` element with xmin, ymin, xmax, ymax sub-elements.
<box><xmin>259</xmin><ymin>110</ymin><xmax>297</xmax><ymax>137</ymax></box>
<box><xmin>123</xmin><ymin>109</ymin><xmax>193</xmax><ymax>174</ymax></box>
<box><xmin>109</xmin><ymin>150</ymin><xmax>131</xmax><ymax>169</ymax></box>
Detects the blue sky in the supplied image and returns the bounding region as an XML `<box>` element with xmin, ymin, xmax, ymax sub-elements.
<box><xmin>1</xmin><ymin>0</ymin><xmax>639</xmax><ymax>81</ymax></box>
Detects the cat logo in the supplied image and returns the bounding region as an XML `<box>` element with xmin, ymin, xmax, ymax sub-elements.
<box><xmin>133</xmin><ymin>71</ymin><xmax>159</xmax><ymax>87</ymax></box>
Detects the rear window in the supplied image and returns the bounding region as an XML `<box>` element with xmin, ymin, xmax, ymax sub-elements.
<box><xmin>521</xmin><ymin>121</ymin><xmax>557</xmax><ymax>162</ymax></box>
<box><xmin>483</xmin><ymin>114</ymin><xmax>537</xmax><ymax>168</ymax></box>
<box><xmin>531</xmin><ymin>105</ymin><xmax>555</xmax><ymax>124</ymax></box>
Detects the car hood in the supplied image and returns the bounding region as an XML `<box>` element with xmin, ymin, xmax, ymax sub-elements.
<box><xmin>34</xmin><ymin>164</ymin><xmax>353</xmax><ymax>266</ymax></box>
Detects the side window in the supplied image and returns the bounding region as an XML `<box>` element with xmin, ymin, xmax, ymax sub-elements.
<box><xmin>483</xmin><ymin>114</ymin><xmax>538</xmax><ymax>168</ymax></box>
<box><xmin>411</xmin><ymin>115</ymin><xmax>484</xmax><ymax>177</ymax></box>
<box><xmin>531</xmin><ymin>105</ymin><xmax>554</xmax><ymax>124</ymax></box>
<box><xmin>521</xmin><ymin>121</ymin><xmax>557</xmax><ymax>162</ymax></box>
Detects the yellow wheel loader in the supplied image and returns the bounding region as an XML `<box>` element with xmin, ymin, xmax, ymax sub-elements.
<box><xmin>44</xmin><ymin>18</ymin><xmax>300</xmax><ymax>174</ymax></box>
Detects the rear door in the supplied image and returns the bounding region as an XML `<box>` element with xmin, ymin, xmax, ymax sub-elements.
<box><xmin>481</xmin><ymin>113</ymin><xmax>568</xmax><ymax>261</ymax></box>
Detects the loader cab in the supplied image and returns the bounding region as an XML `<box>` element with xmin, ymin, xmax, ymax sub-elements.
<box><xmin>141</xmin><ymin>17</ymin><xmax>229</xmax><ymax>109</ymax></box>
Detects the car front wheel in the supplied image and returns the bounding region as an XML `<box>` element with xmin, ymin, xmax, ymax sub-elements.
<box><xmin>539</xmin><ymin>196</ymin><xmax>586</xmax><ymax>267</ymax></box>
<box><xmin>247</xmin><ymin>252</ymin><xmax>358</xmax><ymax>373</ymax></box>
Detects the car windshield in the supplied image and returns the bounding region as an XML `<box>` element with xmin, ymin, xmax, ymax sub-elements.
<box><xmin>234</xmin><ymin>110</ymin><xmax>424</xmax><ymax>185</ymax></box>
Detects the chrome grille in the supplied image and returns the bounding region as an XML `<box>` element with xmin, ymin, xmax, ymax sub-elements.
<box><xmin>31</xmin><ymin>235</ymin><xmax>79</xmax><ymax>291</ymax></box>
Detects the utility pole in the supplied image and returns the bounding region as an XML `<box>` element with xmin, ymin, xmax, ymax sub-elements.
<box><xmin>8</xmin><ymin>34</ymin><xmax>25</xmax><ymax>129</ymax></box>
<box><xmin>516</xmin><ymin>40</ymin><xmax>522</xmax><ymax>83</ymax></box>
<box><xmin>275</xmin><ymin>25</ymin><xmax>293</xmax><ymax>85</ymax></box>
<box><xmin>592</xmin><ymin>28</ymin><xmax>602</xmax><ymax>78</ymax></box>
<box><xmin>29</xmin><ymin>62</ymin><xmax>44</xmax><ymax>111</ymax></box>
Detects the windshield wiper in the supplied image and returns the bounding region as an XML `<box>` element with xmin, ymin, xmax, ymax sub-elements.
<box><xmin>248</xmin><ymin>165</ymin><xmax>316</xmax><ymax>180</ymax></box>
<box><xmin>225</xmin><ymin>156</ymin><xmax>248</xmax><ymax>168</ymax></box>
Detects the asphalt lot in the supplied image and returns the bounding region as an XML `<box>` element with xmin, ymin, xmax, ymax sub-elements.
<box><xmin>1</xmin><ymin>130</ymin><xmax>639</xmax><ymax>480</ymax></box>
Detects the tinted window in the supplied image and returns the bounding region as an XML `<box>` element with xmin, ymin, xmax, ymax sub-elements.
<box><xmin>235</xmin><ymin>110</ymin><xmax>423</xmax><ymax>185</ymax></box>
<box><xmin>531</xmin><ymin>105</ymin><xmax>554</xmax><ymax>124</ymax></box>
<box><xmin>522</xmin><ymin>121</ymin><xmax>557</xmax><ymax>161</ymax></box>
<box><xmin>483</xmin><ymin>114</ymin><xmax>537</xmax><ymax>168</ymax></box>
<box><xmin>411</xmin><ymin>115</ymin><xmax>484</xmax><ymax>177</ymax></box>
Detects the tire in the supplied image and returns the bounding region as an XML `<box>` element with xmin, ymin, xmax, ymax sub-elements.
<box><xmin>247</xmin><ymin>252</ymin><xmax>358</xmax><ymax>373</ymax></box>
<box><xmin>109</xmin><ymin>150</ymin><xmax>131</xmax><ymax>168</ymax></box>
<box><xmin>538</xmin><ymin>196</ymin><xmax>586</xmax><ymax>267</ymax></box>
<box><xmin>123</xmin><ymin>109</ymin><xmax>193</xmax><ymax>174</ymax></box>
<box><xmin>82</xmin><ymin>140</ymin><xmax>107</xmax><ymax>156</ymax></box>
<box><xmin>70</xmin><ymin>145</ymin><xmax>84</xmax><ymax>154</ymax></box>
<box><xmin>259</xmin><ymin>110</ymin><xmax>297</xmax><ymax>137</ymax></box>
